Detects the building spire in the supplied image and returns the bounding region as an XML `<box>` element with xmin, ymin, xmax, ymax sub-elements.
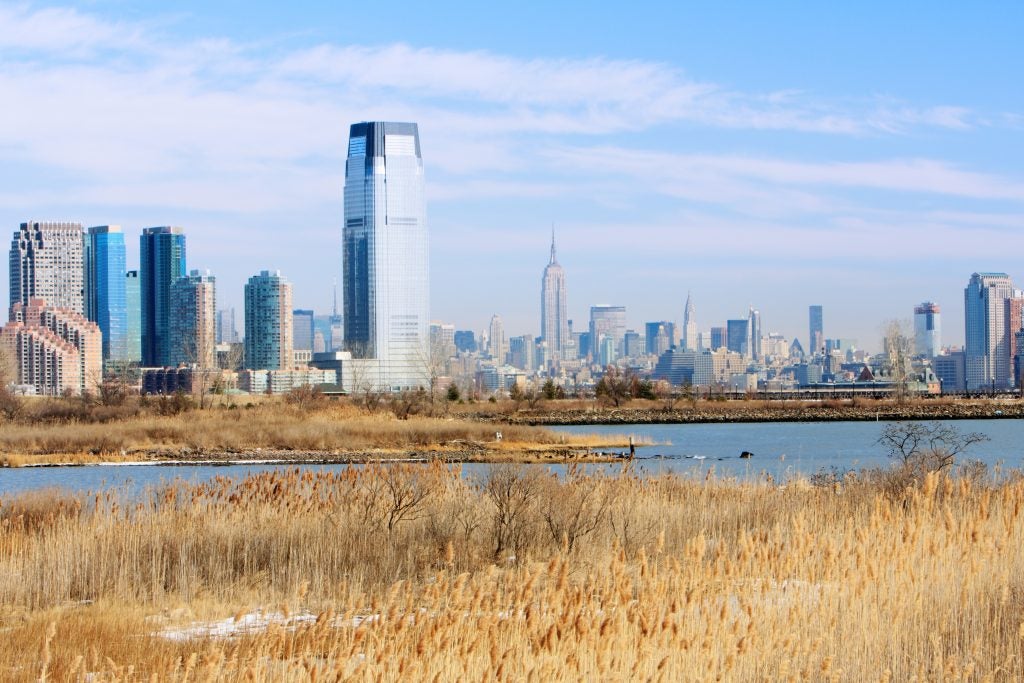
<box><xmin>549</xmin><ymin>225</ymin><xmax>557</xmax><ymax>264</ymax></box>
<box><xmin>332</xmin><ymin>278</ymin><xmax>338</xmax><ymax>317</ymax></box>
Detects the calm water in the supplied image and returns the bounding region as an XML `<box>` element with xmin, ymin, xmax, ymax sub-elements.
<box><xmin>1</xmin><ymin>420</ymin><xmax>1022</xmax><ymax>497</ymax></box>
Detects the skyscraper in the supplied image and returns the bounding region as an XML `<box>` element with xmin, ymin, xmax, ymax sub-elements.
<box><xmin>913</xmin><ymin>302</ymin><xmax>941</xmax><ymax>358</ymax></box>
<box><xmin>489</xmin><ymin>314</ymin><xmax>507</xmax><ymax>365</ymax></box>
<box><xmin>589</xmin><ymin>305</ymin><xmax>627</xmax><ymax>360</ymax></box>
<box><xmin>9</xmin><ymin>221</ymin><xmax>84</xmax><ymax>314</ymax></box>
<box><xmin>682</xmin><ymin>292</ymin><xmax>698</xmax><ymax>351</ymax></box>
<box><xmin>168</xmin><ymin>270</ymin><xmax>216</xmax><ymax>368</ymax></box>
<box><xmin>293</xmin><ymin>309</ymin><xmax>315</xmax><ymax>351</ymax></box>
<box><xmin>140</xmin><ymin>227</ymin><xmax>186</xmax><ymax>367</ymax></box>
<box><xmin>808</xmin><ymin>305</ymin><xmax>824</xmax><ymax>355</ymax></box>
<box><xmin>124</xmin><ymin>271</ymin><xmax>142</xmax><ymax>363</ymax></box>
<box><xmin>216</xmin><ymin>307</ymin><xmax>239</xmax><ymax>344</ymax></box>
<box><xmin>726</xmin><ymin>319</ymin><xmax>749</xmax><ymax>357</ymax></box>
<box><xmin>748</xmin><ymin>307</ymin><xmax>762</xmax><ymax>362</ymax></box>
<box><xmin>245</xmin><ymin>270</ymin><xmax>294</xmax><ymax>371</ymax></box>
<box><xmin>964</xmin><ymin>272</ymin><xmax>1014</xmax><ymax>390</ymax></box>
<box><xmin>541</xmin><ymin>231</ymin><xmax>569</xmax><ymax>363</ymax></box>
<box><xmin>343</xmin><ymin>121</ymin><xmax>429</xmax><ymax>390</ymax></box>
<box><xmin>85</xmin><ymin>225</ymin><xmax>128</xmax><ymax>364</ymax></box>
<box><xmin>710</xmin><ymin>326</ymin><xmax>726</xmax><ymax>351</ymax></box>
<box><xmin>645</xmin><ymin>321</ymin><xmax>675</xmax><ymax>356</ymax></box>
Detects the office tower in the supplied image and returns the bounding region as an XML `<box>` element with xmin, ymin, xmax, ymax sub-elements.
<box><xmin>85</xmin><ymin>225</ymin><xmax>128</xmax><ymax>364</ymax></box>
<box><xmin>140</xmin><ymin>226</ymin><xmax>186</xmax><ymax>367</ymax></box>
<box><xmin>682</xmin><ymin>292</ymin><xmax>698</xmax><ymax>351</ymax></box>
<box><xmin>293</xmin><ymin>309</ymin><xmax>315</xmax><ymax>351</ymax></box>
<box><xmin>747</xmin><ymin>307</ymin><xmax>762</xmax><ymax>362</ymax></box>
<box><xmin>913</xmin><ymin>302</ymin><xmax>941</xmax><ymax>358</ymax></box>
<box><xmin>509</xmin><ymin>334</ymin><xmax>535</xmax><ymax>371</ymax></box>
<box><xmin>964</xmin><ymin>272</ymin><xmax>1015</xmax><ymax>390</ymax></box>
<box><xmin>645</xmin><ymin>321</ymin><xmax>674</xmax><ymax>356</ymax></box>
<box><xmin>454</xmin><ymin>330</ymin><xmax>476</xmax><ymax>353</ymax></box>
<box><xmin>933</xmin><ymin>350</ymin><xmax>966</xmax><ymax>393</ymax></box>
<box><xmin>624</xmin><ymin>330</ymin><xmax>644</xmax><ymax>358</ymax></box>
<box><xmin>245</xmin><ymin>270</ymin><xmax>294</xmax><ymax>370</ymax></box>
<box><xmin>710</xmin><ymin>326</ymin><xmax>726</xmax><ymax>351</ymax></box>
<box><xmin>489</xmin><ymin>315</ymin><xmax>507</xmax><ymax>364</ymax></box>
<box><xmin>124</xmin><ymin>271</ymin><xmax>141</xmax><ymax>363</ymax></box>
<box><xmin>1</xmin><ymin>299</ymin><xmax>101</xmax><ymax>395</ymax></box>
<box><xmin>343</xmin><ymin>121</ymin><xmax>429</xmax><ymax>390</ymax></box>
<box><xmin>726</xmin><ymin>319</ymin><xmax>749</xmax><ymax>357</ymax></box>
<box><xmin>429</xmin><ymin>322</ymin><xmax>456</xmax><ymax>360</ymax></box>
<box><xmin>541</xmin><ymin>231</ymin><xmax>569</xmax><ymax>362</ymax></box>
<box><xmin>216</xmin><ymin>308</ymin><xmax>239</xmax><ymax>344</ymax></box>
<box><xmin>168</xmin><ymin>270</ymin><xmax>216</xmax><ymax>368</ymax></box>
<box><xmin>589</xmin><ymin>305</ymin><xmax>627</xmax><ymax>359</ymax></box>
<box><xmin>9</xmin><ymin>221</ymin><xmax>85</xmax><ymax>314</ymax></box>
<box><xmin>1005</xmin><ymin>294</ymin><xmax>1024</xmax><ymax>385</ymax></box>
<box><xmin>808</xmin><ymin>305</ymin><xmax>823</xmax><ymax>355</ymax></box>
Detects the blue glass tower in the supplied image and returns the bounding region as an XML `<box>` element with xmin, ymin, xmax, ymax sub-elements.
<box><xmin>343</xmin><ymin>121</ymin><xmax>429</xmax><ymax>390</ymax></box>
<box><xmin>85</xmin><ymin>225</ymin><xmax>128</xmax><ymax>364</ymax></box>
<box><xmin>140</xmin><ymin>226</ymin><xmax>186</xmax><ymax>367</ymax></box>
<box><xmin>125</xmin><ymin>270</ymin><xmax>142</xmax><ymax>363</ymax></box>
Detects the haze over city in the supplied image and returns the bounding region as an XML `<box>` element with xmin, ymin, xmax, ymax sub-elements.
<box><xmin>1</xmin><ymin>1</ymin><xmax>1022</xmax><ymax>348</ymax></box>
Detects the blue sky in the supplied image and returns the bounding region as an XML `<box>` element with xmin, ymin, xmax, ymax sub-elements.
<box><xmin>2</xmin><ymin>1</ymin><xmax>1023</xmax><ymax>349</ymax></box>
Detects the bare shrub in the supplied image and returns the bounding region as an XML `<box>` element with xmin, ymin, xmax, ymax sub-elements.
<box><xmin>483</xmin><ymin>464</ymin><xmax>543</xmax><ymax>561</ymax></box>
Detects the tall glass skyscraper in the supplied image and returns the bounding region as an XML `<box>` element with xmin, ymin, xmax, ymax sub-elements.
<box><xmin>343</xmin><ymin>121</ymin><xmax>429</xmax><ymax>390</ymax></box>
<box><xmin>964</xmin><ymin>272</ymin><xmax>1014</xmax><ymax>390</ymax></box>
<box><xmin>140</xmin><ymin>226</ymin><xmax>186</xmax><ymax>367</ymax></box>
<box><xmin>808</xmin><ymin>305</ymin><xmax>824</xmax><ymax>355</ymax></box>
<box><xmin>541</xmin><ymin>231</ymin><xmax>568</xmax><ymax>363</ymax></box>
<box><xmin>125</xmin><ymin>270</ymin><xmax>141</xmax><ymax>363</ymax></box>
<box><xmin>85</xmin><ymin>225</ymin><xmax>128</xmax><ymax>364</ymax></box>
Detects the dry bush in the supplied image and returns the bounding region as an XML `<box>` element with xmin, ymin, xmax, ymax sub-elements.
<box><xmin>2</xmin><ymin>466</ymin><xmax>1024</xmax><ymax>680</ymax></box>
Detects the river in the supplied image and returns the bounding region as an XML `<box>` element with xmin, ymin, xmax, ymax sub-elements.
<box><xmin>1</xmin><ymin>419</ymin><xmax>1022</xmax><ymax>497</ymax></box>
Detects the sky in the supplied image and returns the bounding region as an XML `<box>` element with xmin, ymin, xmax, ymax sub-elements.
<box><xmin>2</xmin><ymin>1</ymin><xmax>1023</xmax><ymax>351</ymax></box>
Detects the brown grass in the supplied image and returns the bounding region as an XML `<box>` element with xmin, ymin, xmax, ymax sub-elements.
<box><xmin>2</xmin><ymin>465</ymin><xmax>1024</xmax><ymax>680</ymax></box>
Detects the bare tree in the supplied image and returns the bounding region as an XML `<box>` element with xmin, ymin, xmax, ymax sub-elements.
<box><xmin>595</xmin><ymin>366</ymin><xmax>632</xmax><ymax>407</ymax></box>
<box><xmin>882</xmin><ymin>319</ymin><xmax>915</xmax><ymax>404</ymax></box>
<box><xmin>483</xmin><ymin>465</ymin><xmax>543</xmax><ymax>561</ymax></box>
<box><xmin>877</xmin><ymin>421</ymin><xmax>989</xmax><ymax>474</ymax></box>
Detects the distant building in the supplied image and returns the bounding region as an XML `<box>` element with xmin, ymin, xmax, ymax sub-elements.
<box><xmin>168</xmin><ymin>270</ymin><xmax>216</xmax><ymax>368</ymax></box>
<box><xmin>964</xmin><ymin>272</ymin><xmax>1015</xmax><ymax>390</ymax></box>
<box><xmin>540</xmin><ymin>231</ymin><xmax>569</xmax><ymax>363</ymax></box>
<box><xmin>85</xmin><ymin>225</ymin><xmax>129</xmax><ymax>364</ymax></box>
<box><xmin>682</xmin><ymin>292</ymin><xmax>698</xmax><ymax>351</ymax></box>
<box><xmin>489</xmin><ymin>315</ymin><xmax>507</xmax><ymax>364</ymax></box>
<box><xmin>454</xmin><ymin>330</ymin><xmax>476</xmax><ymax>353</ymax></box>
<box><xmin>216</xmin><ymin>307</ymin><xmax>239</xmax><ymax>344</ymax></box>
<box><xmin>1</xmin><ymin>299</ymin><xmax>101</xmax><ymax>395</ymax></box>
<box><xmin>292</xmin><ymin>309</ymin><xmax>315</xmax><ymax>351</ymax></box>
<box><xmin>914</xmin><ymin>302</ymin><xmax>941</xmax><ymax>358</ymax></box>
<box><xmin>933</xmin><ymin>351</ymin><xmax>966</xmax><ymax>393</ymax></box>
<box><xmin>140</xmin><ymin>226</ymin><xmax>186</xmax><ymax>367</ymax></box>
<box><xmin>430</xmin><ymin>322</ymin><xmax>456</xmax><ymax>361</ymax></box>
<box><xmin>245</xmin><ymin>270</ymin><xmax>294</xmax><ymax>371</ymax></box>
<box><xmin>124</xmin><ymin>271</ymin><xmax>141</xmax><ymax>363</ymax></box>
<box><xmin>509</xmin><ymin>334</ymin><xmax>536</xmax><ymax>371</ymax></box>
<box><xmin>624</xmin><ymin>330</ymin><xmax>644</xmax><ymax>358</ymax></box>
<box><xmin>1006</xmin><ymin>296</ymin><xmax>1024</xmax><ymax>383</ymax></box>
<box><xmin>10</xmin><ymin>221</ymin><xmax>84</xmax><ymax>314</ymax></box>
<box><xmin>589</xmin><ymin>305</ymin><xmax>626</xmax><ymax>360</ymax></box>
<box><xmin>710</xmin><ymin>326</ymin><xmax>726</xmax><ymax>351</ymax></box>
<box><xmin>726</xmin><ymin>319</ymin><xmax>749</xmax><ymax>358</ymax></box>
<box><xmin>808</xmin><ymin>305</ymin><xmax>824</xmax><ymax>355</ymax></box>
<box><xmin>747</xmin><ymin>307</ymin><xmax>762</xmax><ymax>362</ymax></box>
<box><xmin>645</xmin><ymin>321</ymin><xmax>675</xmax><ymax>356</ymax></box>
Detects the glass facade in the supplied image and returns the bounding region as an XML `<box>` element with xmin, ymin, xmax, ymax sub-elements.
<box><xmin>140</xmin><ymin>227</ymin><xmax>186</xmax><ymax>367</ymax></box>
<box><xmin>244</xmin><ymin>270</ymin><xmax>294</xmax><ymax>371</ymax></box>
<box><xmin>343</xmin><ymin>121</ymin><xmax>429</xmax><ymax>390</ymax></box>
<box><xmin>86</xmin><ymin>226</ymin><xmax>129</xmax><ymax>364</ymax></box>
<box><xmin>125</xmin><ymin>270</ymin><xmax>142</xmax><ymax>363</ymax></box>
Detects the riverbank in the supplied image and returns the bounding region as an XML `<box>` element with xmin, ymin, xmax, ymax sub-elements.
<box><xmin>472</xmin><ymin>398</ymin><xmax>1024</xmax><ymax>425</ymax></box>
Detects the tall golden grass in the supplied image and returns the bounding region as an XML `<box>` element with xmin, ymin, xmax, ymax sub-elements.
<box><xmin>2</xmin><ymin>464</ymin><xmax>1023</xmax><ymax>680</ymax></box>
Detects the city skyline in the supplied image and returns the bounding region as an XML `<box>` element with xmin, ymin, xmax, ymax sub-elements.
<box><xmin>0</xmin><ymin>3</ymin><xmax>1022</xmax><ymax>346</ymax></box>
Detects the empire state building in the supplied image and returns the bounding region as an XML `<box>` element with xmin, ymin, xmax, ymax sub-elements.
<box><xmin>541</xmin><ymin>232</ymin><xmax>569</xmax><ymax>363</ymax></box>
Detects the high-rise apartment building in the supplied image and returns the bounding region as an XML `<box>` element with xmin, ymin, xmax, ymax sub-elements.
<box><xmin>216</xmin><ymin>308</ymin><xmax>239</xmax><ymax>344</ymax></box>
<box><xmin>85</xmin><ymin>225</ymin><xmax>128</xmax><ymax>364</ymax></box>
<box><xmin>343</xmin><ymin>121</ymin><xmax>429</xmax><ymax>391</ymax></box>
<box><xmin>489</xmin><ymin>314</ymin><xmax>507</xmax><ymax>365</ymax></box>
<box><xmin>1005</xmin><ymin>295</ymin><xmax>1024</xmax><ymax>386</ymax></box>
<box><xmin>589</xmin><ymin>305</ymin><xmax>626</xmax><ymax>360</ymax></box>
<box><xmin>808</xmin><ymin>305</ymin><xmax>824</xmax><ymax>355</ymax></box>
<box><xmin>124</xmin><ymin>270</ymin><xmax>141</xmax><ymax>363</ymax></box>
<box><xmin>541</xmin><ymin>232</ymin><xmax>569</xmax><ymax>363</ymax></box>
<box><xmin>1</xmin><ymin>299</ymin><xmax>101</xmax><ymax>395</ymax></box>
<box><xmin>913</xmin><ymin>302</ymin><xmax>941</xmax><ymax>358</ymax></box>
<box><xmin>682</xmin><ymin>292</ymin><xmax>698</xmax><ymax>351</ymax></box>
<box><xmin>168</xmin><ymin>270</ymin><xmax>216</xmax><ymax>368</ymax></box>
<box><xmin>140</xmin><ymin>227</ymin><xmax>186</xmax><ymax>367</ymax></box>
<box><xmin>9</xmin><ymin>221</ymin><xmax>84</xmax><ymax>314</ymax></box>
<box><xmin>245</xmin><ymin>270</ymin><xmax>294</xmax><ymax>371</ymax></box>
<box><xmin>293</xmin><ymin>309</ymin><xmax>315</xmax><ymax>351</ymax></box>
<box><xmin>964</xmin><ymin>272</ymin><xmax>1014</xmax><ymax>390</ymax></box>
<box><xmin>748</xmin><ymin>307</ymin><xmax>762</xmax><ymax>362</ymax></box>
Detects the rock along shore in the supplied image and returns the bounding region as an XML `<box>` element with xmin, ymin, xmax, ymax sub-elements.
<box><xmin>477</xmin><ymin>401</ymin><xmax>1024</xmax><ymax>426</ymax></box>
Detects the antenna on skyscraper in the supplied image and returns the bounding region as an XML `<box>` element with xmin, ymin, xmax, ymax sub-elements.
<box><xmin>550</xmin><ymin>223</ymin><xmax>557</xmax><ymax>264</ymax></box>
<box><xmin>332</xmin><ymin>278</ymin><xmax>338</xmax><ymax>317</ymax></box>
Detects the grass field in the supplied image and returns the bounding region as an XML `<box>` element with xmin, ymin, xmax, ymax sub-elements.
<box><xmin>2</xmin><ymin>463</ymin><xmax>1023</xmax><ymax>680</ymax></box>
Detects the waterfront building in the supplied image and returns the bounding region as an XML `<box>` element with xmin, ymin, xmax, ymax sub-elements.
<box><xmin>343</xmin><ymin>121</ymin><xmax>429</xmax><ymax>391</ymax></box>
<box><xmin>808</xmin><ymin>305</ymin><xmax>824</xmax><ymax>356</ymax></box>
<box><xmin>85</xmin><ymin>225</ymin><xmax>128</xmax><ymax>364</ymax></box>
<box><xmin>140</xmin><ymin>227</ymin><xmax>186</xmax><ymax>367</ymax></box>
<box><xmin>9</xmin><ymin>221</ymin><xmax>84</xmax><ymax>314</ymax></box>
<box><xmin>168</xmin><ymin>270</ymin><xmax>216</xmax><ymax>368</ymax></box>
<box><xmin>1</xmin><ymin>298</ymin><xmax>101</xmax><ymax>395</ymax></box>
<box><xmin>293</xmin><ymin>309</ymin><xmax>315</xmax><ymax>351</ymax></box>
<box><xmin>541</xmin><ymin>231</ymin><xmax>569</xmax><ymax>363</ymax></box>
<box><xmin>964</xmin><ymin>272</ymin><xmax>1015</xmax><ymax>390</ymax></box>
<box><xmin>914</xmin><ymin>302</ymin><xmax>941</xmax><ymax>358</ymax></box>
<box><xmin>244</xmin><ymin>270</ymin><xmax>294</xmax><ymax>371</ymax></box>
<box><xmin>589</xmin><ymin>305</ymin><xmax>626</xmax><ymax>360</ymax></box>
<box><xmin>124</xmin><ymin>271</ymin><xmax>141</xmax><ymax>363</ymax></box>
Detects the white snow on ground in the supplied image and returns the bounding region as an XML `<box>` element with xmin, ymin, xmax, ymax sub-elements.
<box><xmin>156</xmin><ymin>610</ymin><xmax>381</xmax><ymax>641</ymax></box>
